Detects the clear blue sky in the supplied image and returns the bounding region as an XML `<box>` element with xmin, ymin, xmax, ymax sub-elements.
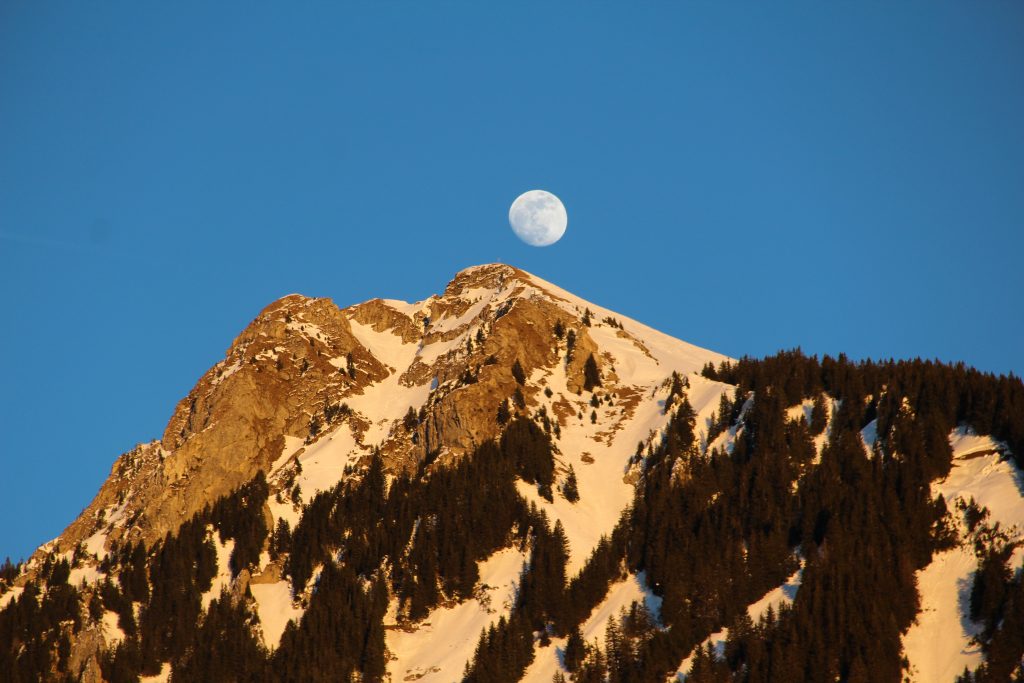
<box><xmin>1</xmin><ymin>2</ymin><xmax>1022</xmax><ymax>562</ymax></box>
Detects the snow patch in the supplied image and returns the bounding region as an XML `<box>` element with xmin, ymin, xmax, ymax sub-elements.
<box><xmin>139</xmin><ymin>662</ymin><xmax>170</xmax><ymax>683</ymax></box>
<box><xmin>295</xmin><ymin>423</ymin><xmax>361</xmax><ymax>498</ymax></box>
<box><xmin>68</xmin><ymin>564</ymin><xmax>102</xmax><ymax>587</ymax></box>
<box><xmin>251</xmin><ymin>580</ymin><xmax>303</xmax><ymax>649</ymax></box>
<box><xmin>83</xmin><ymin>527</ymin><xmax>109</xmax><ymax>560</ymax></box>
<box><xmin>385</xmin><ymin>547</ymin><xmax>527</xmax><ymax>683</ymax></box>
<box><xmin>345</xmin><ymin>318</ymin><xmax>432</xmax><ymax>447</ymax></box>
<box><xmin>101</xmin><ymin>609</ymin><xmax>125</xmax><ymax>647</ymax></box>
<box><xmin>0</xmin><ymin>586</ymin><xmax>23</xmax><ymax>609</ymax></box>
<box><xmin>861</xmin><ymin>419</ymin><xmax>878</xmax><ymax>453</ymax></box>
<box><xmin>202</xmin><ymin>536</ymin><xmax>235</xmax><ymax>610</ymax></box>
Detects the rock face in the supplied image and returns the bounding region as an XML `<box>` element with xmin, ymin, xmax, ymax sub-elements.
<box><xmin>52</xmin><ymin>293</ymin><xmax>391</xmax><ymax>553</ymax></box>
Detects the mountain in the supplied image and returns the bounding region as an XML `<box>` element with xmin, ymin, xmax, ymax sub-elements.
<box><xmin>2</xmin><ymin>263</ymin><xmax>1024</xmax><ymax>683</ymax></box>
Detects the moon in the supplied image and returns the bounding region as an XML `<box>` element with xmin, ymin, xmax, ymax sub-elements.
<box><xmin>508</xmin><ymin>190</ymin><xmax>567</xmax><ymax>247</ymax></box>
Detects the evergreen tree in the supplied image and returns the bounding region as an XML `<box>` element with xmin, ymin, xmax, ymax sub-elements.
<box><xmin>563</xmin><ymin>465</ymin><xmax>579</xmax><ymax>503</ymax></box>
<box><xmin>564</xmin><ymin>626</ymin><xmax>585</xmax><ymax>672</ymax></box>
<box><xmin>513</xmin><ymin>387</ymin><xmax>526</xmax><ymax>410</ymax></box>
<box><xmin>583</xmin><ymin>354</ymin><xmax>602</xmax><ymax>391</ymax></box>
<box><xmin>512</xmin><ymin>358</ymin><xmax>527</xmax><ymax>385</ymax></box>
<box><xmin>497</xmin><ymin>399</ymin><xmax>511</xmax><ymax>425</ymax></box>
<box><xmin>809</xmin><ymin>392</ymin><xmax>829</xmax><ymax>435</ymax></box>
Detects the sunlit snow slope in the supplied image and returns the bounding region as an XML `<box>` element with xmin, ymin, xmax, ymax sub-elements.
<box><xmin>902</xmin><ymin>429</ymin><xmax>1024</xmax><ymax>682</ymax></box>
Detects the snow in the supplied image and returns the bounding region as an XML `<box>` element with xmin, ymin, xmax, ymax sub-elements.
<box><xmin>268</xmin><ymin>495</ymin><xmax>301</xmax><ymax>531</ymax></box>
<box><xmin>268</xmin><ymin>427</ymin><xmax>363</xmax><ymax>527</ymax></box>
<box><xmin>861</xmin><ymin>419</ymin><xmax>878</xmax><ymax>452</ymax></box>
<box><xmin>210</xmin><ymin>359</ymin><xmax>243</xmax><ymax>385</ymax></box>
<box><xmin>706</xmin><ymin>421</ymin><xmax>740</xmax><ymax>456</ymax></box>
<box><xmin>385</xmin><ymin>546</ymin><xmax>527</xmax><ymax>683</ymax></box>
<box><xmin>430</xmin><ymin>288</ymin><xmax>491</xmax><ymax>333</ymax></box>
<box><xmin>101</xmin><ymin>609</ymin><xmax>125</xmax><ymax>647</ymax></box>
<box><xmin>940</xmin><ymin>436</ymin><xmax>1022</xmax><ymax>531</ymax></box>
<box><xmin>415</xmin><ymin>333</ymin><xmax>465</xmax><ymax>367</ymax></box>
<box><xmin>345</xmin><ymin>318</ymin><xmax>433</xmax><ymax>447</ymax></box>
<box><xmin>705</xmin><ymin>394</ymin><xmax>753</xmax><ymax>456</ymax></box>
<box><xmin>269</xmin><ymin>435</ymin><xmax>306</xmax><ymax>476</ymax></box>
<box><xmin>811</xmin><ymin>395</ymin><xmax>835</xmax><ymax>464</ymax></box>
<box><xmin>104</xmin><ymin>499</ymin><xmax>130</xmax><ymax>528</ymax></box>
<box><xmin>901</xmin><ymin>430</ymin><xmax>1024</xmax><ymax>682</ymax></box>
<box><xmin>519</xmin><ymin>269</ymin><xmax>730</xmax><ymax>373</ymax></box>
<box><xmin>250</xmin><ymin>580</ymin><xmax>303</xmax><ymax>649</ymax></box>
<box><xmin>949</xmin><ymin>428</ymin><xmax>1006</xmax><ymax>461</ymax></box>
<box><xmin>747</xmin><ymin>566</ymin><xmax>803</xmax><ymax>621</ymax></box>
<box><xmin>68</xmin><ymin>563</ymin><xmax>102</xmax><ymax>587</ymax></box>
<box><xmin>0</xmin><ymin>586</ymin><xmax>22</xmax><ymax>609</ymax></box>
<box><xmin>139</xmin><ymin>662</ymin><xmax>170</xmax><ymax>683</ymax></box>
<box><xmin>83</xmin><ymin>527</ymin><xmax>109</xmax><ymax>560</ymax></box>
<box><xmin>201</xmin><ymin>536</ymin><xmax>235</xmax><ymax>610</ymax></box>
<box><xmin>903</xmin><ymin>550</ymin><xmax>985</xmax><ymax>682</ymax></box>
<box><xmin>346</xmin><ymin>317</ymin><xmax>416</xmax><ymax>373</ymax></box>
<box><xmin>286</xmin><ymin>319</ymin><xmax>325</xmax><ymax>344</ymax></box>
<box><xmin>786</xmin><ymin>400</ymin><xmax>813</xmax><ymax>425</ymax></box>
<box><xmin>294</xmin><ymin>423</ymin><xmax>360</xmax><ymax>498</ymax></box>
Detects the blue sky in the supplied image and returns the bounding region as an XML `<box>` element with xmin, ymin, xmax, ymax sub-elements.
<box><xmin>1</xmin><ymin>2</ymin><xmax>1022</xmax><ymax>562</ymax></box>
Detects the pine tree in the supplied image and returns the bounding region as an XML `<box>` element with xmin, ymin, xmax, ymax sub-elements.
<box><xmin>564</xmin><ymin>627</ymin><xmax>585</xmax><ymax>672</ymax></box>
<box><xmin>583</xmin><ymin>354</ymin><xmax>601</xmax><ymax>392</ymax></box>
<box><xmin>512</xmin><ymin>359</ymin><xmax>527</xmax><ymax>385</ymax></box>
<box><xmin>809</xmin><ymin>392</ymin><xmax>829</xmax><ymax>435</ymax></box>
<box><xmin>563</xmin><ymin>466</ymin><xmax>579</xmax><ymax>503</ymax></box>
<box><xmin>496</xmin><ymin>399</ymin><xmax>511</xmax><ymax>425</ymax></box>
<box><xmin>271</xmin><ymin>518</ymin><xmax>291</xmax><ymax>559</ymax></box>
<box><xmin>513</xmin><ymin>388</ymin><xmax>526</xmax><ymax>410</ymax></box>
<box><xmin>403</xmin><ymin>406</ymin><xmax>418</xmax><ymax>431</ymax></box>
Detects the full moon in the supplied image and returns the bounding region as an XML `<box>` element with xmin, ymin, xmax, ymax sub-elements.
<box><xmin>508</xmin><ymin>190</ymin><xmax>567</xmax><ymax>247</ymax></box>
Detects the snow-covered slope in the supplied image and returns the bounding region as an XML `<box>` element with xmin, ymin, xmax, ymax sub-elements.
<box><xmin>902</xmin><ymin>429</ymin><xmax>1024</xmax><ymax>683</ymax></box>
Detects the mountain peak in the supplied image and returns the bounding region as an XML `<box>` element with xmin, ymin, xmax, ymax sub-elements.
<box><xmin>20</xmin><ymin>263</ymin><xmax>727</xmax><ymax>587</ymax></box>
<box><xmin>7</xmin><ymin>265</ymin><xmax>1019</xmax><ymax>683</ymax></box>
<box><xmin>442</xmin><ymin>262</ymin><xmax>523</xmax><ymax>296</ymax></box>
